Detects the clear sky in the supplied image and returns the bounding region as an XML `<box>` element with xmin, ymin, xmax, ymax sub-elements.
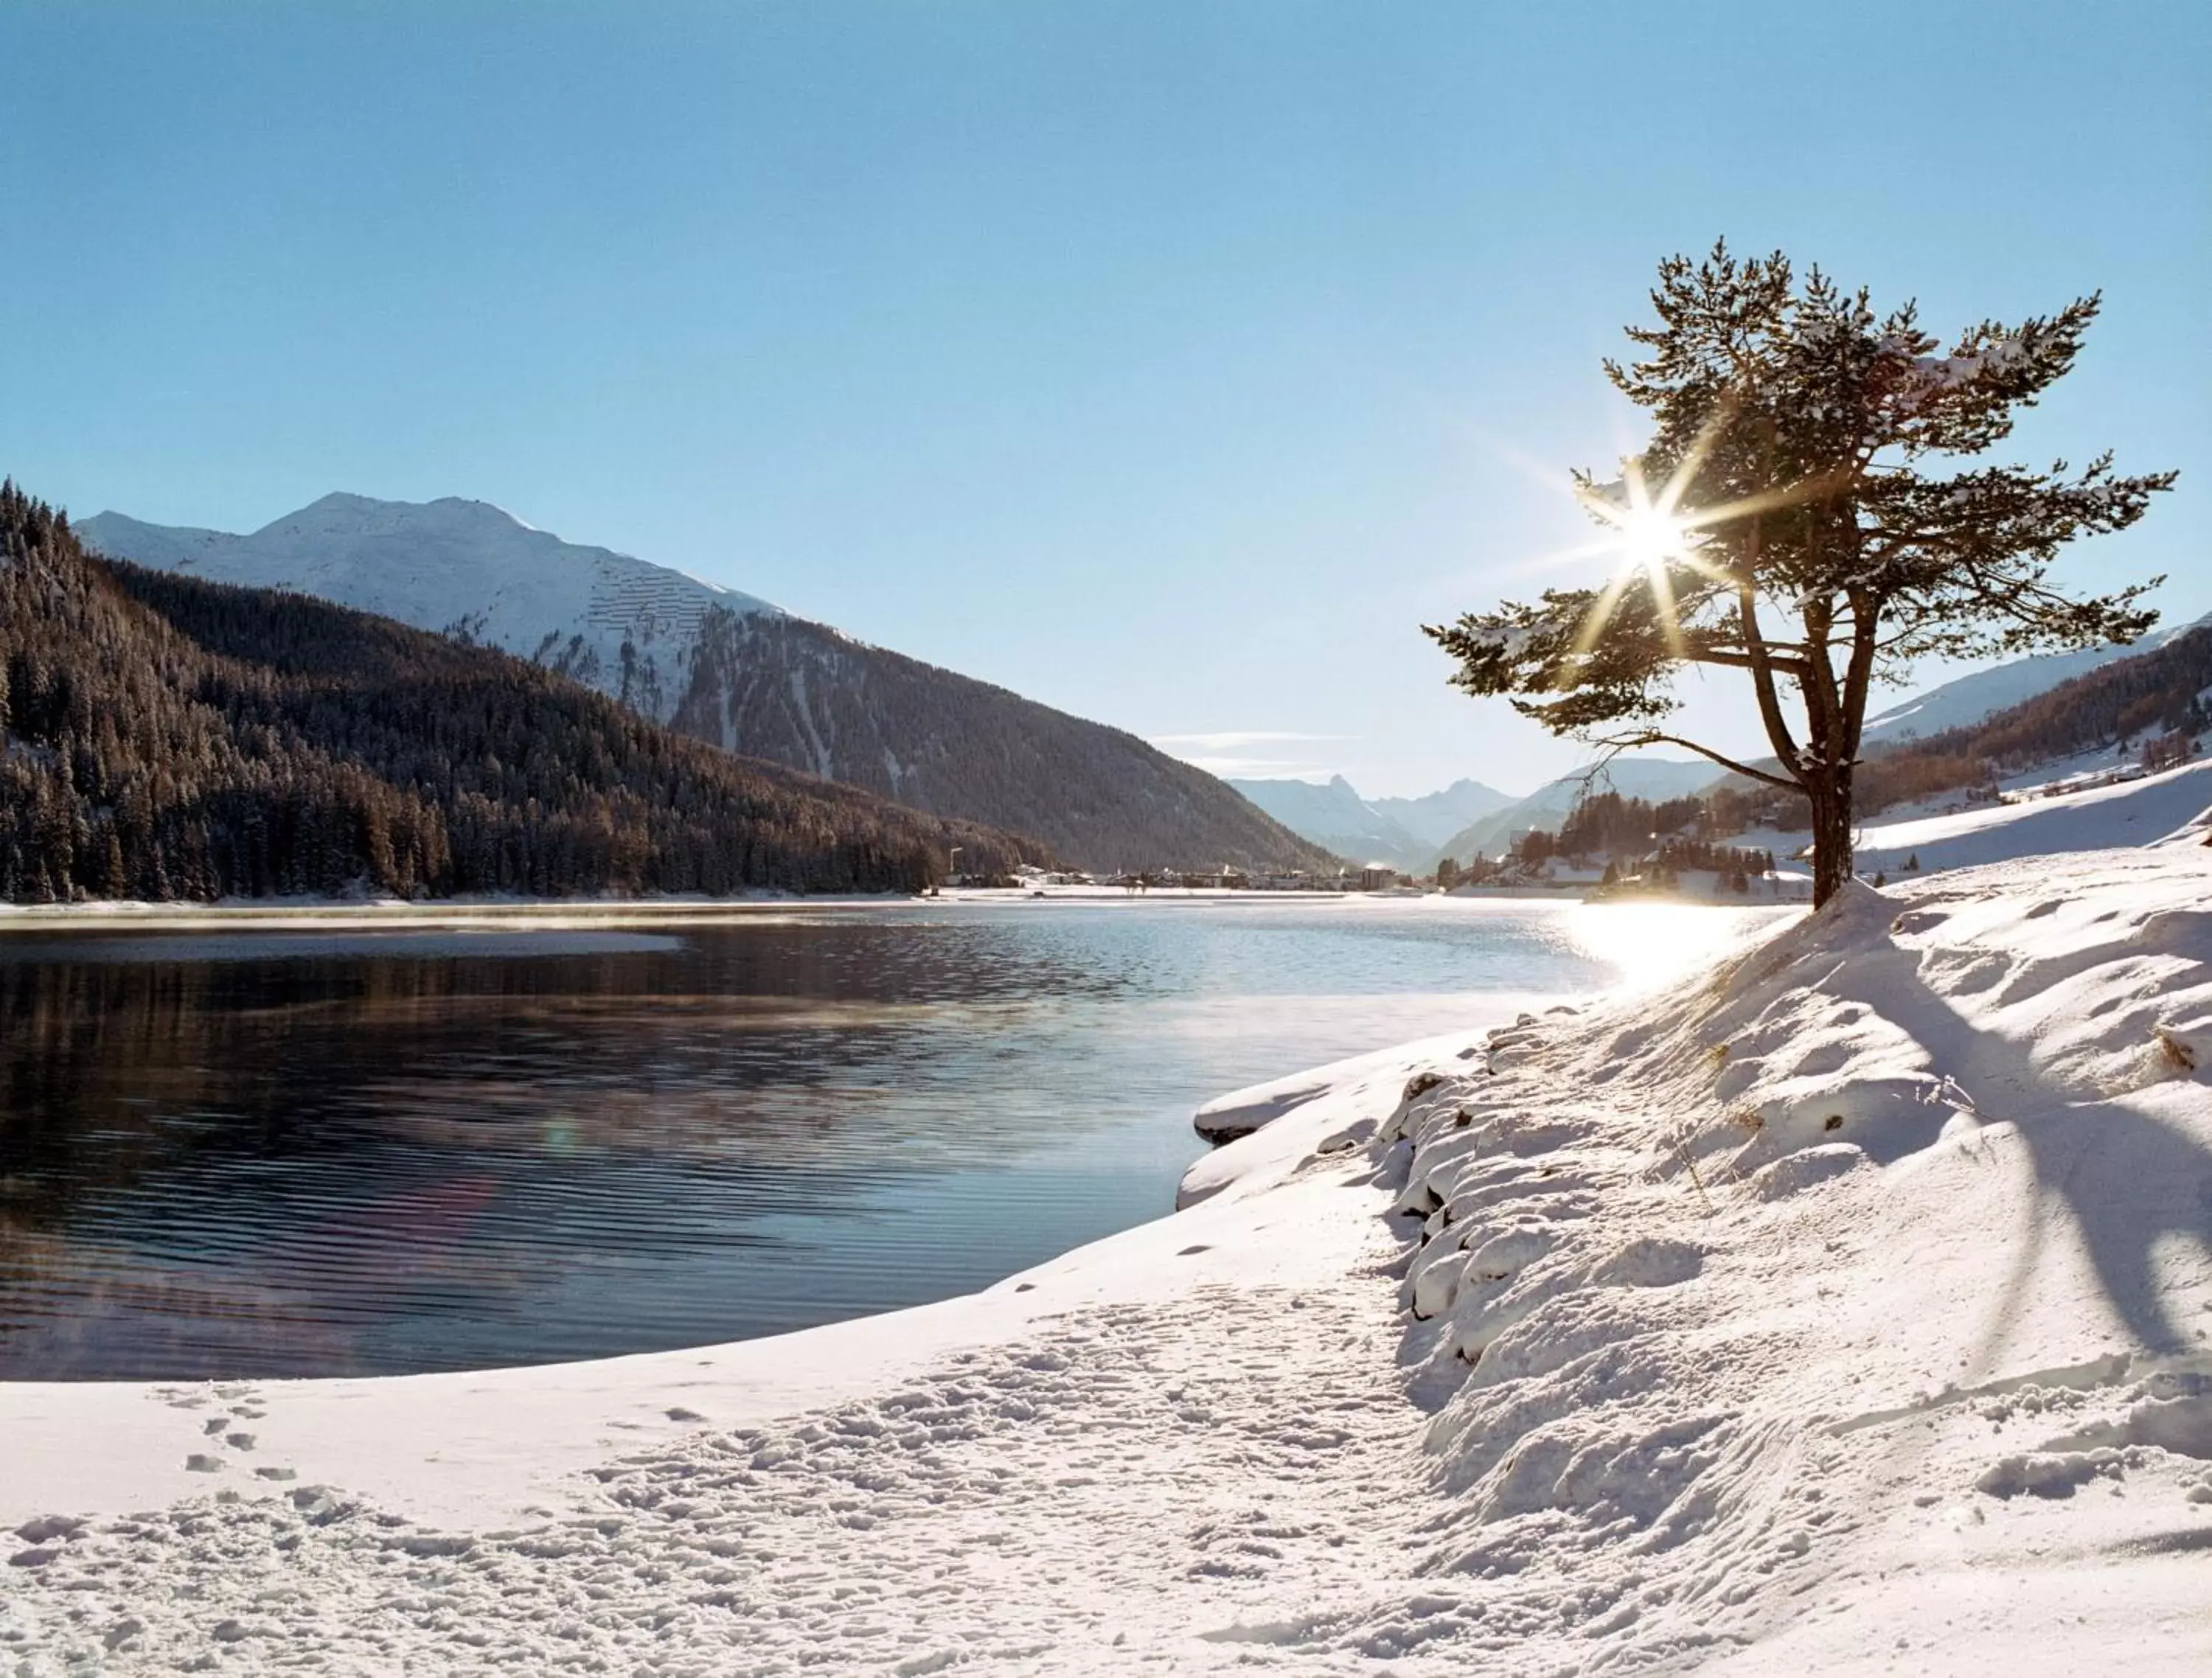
<box><xmin>4</xmin><ymin>1</ymin><xmax>2205</xmax><ymax>797</ymax></box>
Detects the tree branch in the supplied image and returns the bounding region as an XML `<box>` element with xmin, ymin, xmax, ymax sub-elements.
<box><xmin>1590</xmin><ymin>730</ymin><xmax>1800</xmax><ymax>790</ymax></box>
<box><xmin>1687</xmin><ymin>647</ymin><xmax>1814</xmax><ymax>676</ymax></box>
<box><xmin>1735</xmin><ymin>578</ymin><xmax>1804</xmax><ymax>775</ymax></box>
<box><xmin>1840</xmin><ymin>588</ymin><xmax>1882</xmax><ymax>764</ymax></box>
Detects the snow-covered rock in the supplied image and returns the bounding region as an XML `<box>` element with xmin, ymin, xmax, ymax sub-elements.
<box><xmin>1349</xmin><ymin>848</ymin><xmax>2212</xmax><ymax>1670</ymax></box>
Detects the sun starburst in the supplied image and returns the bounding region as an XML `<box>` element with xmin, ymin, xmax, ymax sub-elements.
<box><xmin>1486</xmin><ymin>401</ymin><xmax>1847</xmax><ymax>683</ymax></box>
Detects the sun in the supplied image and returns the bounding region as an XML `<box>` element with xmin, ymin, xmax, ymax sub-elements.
<box><xmin>1579</xmin><ymin>455</ymin><xmax>1701</xmax><ymax>580</ymax></box>
<box><xmin>1563</xmin><ymin>456</ymin><xmax>1712</xmax><ymax>661</ymax></box>
<box><xmin>1611</xmin><ymin>501</ymin><xmax>1693</xmax><ymax>577</ymax></box>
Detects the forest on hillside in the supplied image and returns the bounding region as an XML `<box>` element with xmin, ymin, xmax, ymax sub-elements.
<box><xmin>0</xmin><ymin>484</ymin><xmax>1040</xmax><ymax>904</ymax></box>
<box><xmin>672</xmin><ymin>607</ymin><xmax>1336</xmax><ymax>874</ymax></box>
<box><xmin>1846</xmin><ymin>627</ymin><xmax>2211</xmax><ymax>812</ymax></box>
<box><xmin>1682</xmin><ymin>627</ymin><xmax>2211</xmax><ymax>838</ymax></box>
<box><xmin>1472</xmin><ymin>625</ymin><xmax>2208</xmax><ymax>870</ymax></box>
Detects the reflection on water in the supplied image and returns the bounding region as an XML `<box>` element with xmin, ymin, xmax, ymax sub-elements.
<box><xmin>0</xmin><ymin>898</ymin><xmax>1787</xmax><ymax>1378</ymax></box>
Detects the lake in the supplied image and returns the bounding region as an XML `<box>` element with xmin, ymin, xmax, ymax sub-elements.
<box><xmin>0</xmin><ymin>896</ymin><xmax>1786</xmax><ymax>1379</ymax></box>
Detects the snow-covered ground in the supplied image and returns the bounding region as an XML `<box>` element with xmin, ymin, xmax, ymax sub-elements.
<box><xmin>1733</xmin><ymin>757</ymin><xmax>2212</xmax><ymax>881</ymax></box>
<box><xmin>4</xmin><ymin>843</ymin><xmax>2209</xmax><ymax>1673</ymax></box>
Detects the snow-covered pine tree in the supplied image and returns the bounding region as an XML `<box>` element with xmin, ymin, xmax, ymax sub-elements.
<box><xmin>1426</xmin><ymin>243</ymin><xmax>2174</xmax><ymax>905</ymax></box>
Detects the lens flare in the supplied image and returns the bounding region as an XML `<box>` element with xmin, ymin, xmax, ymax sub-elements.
<box><xmin>1614</xmin><ymin>502</ymin><xmax>1691</xmax><ymax>577</ymax></box>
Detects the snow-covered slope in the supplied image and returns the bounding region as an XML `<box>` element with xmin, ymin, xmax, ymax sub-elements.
<box><xmin>1436</xmin><ymin>755</ymin><xmax>1724</xmax><ymax>863</ymax></box>
<box><xmin>1852</xmin><ymin>759</ymin><xmax>2212</xmax><ymax>876</ymax></box>
<box><xmin>81</xmin><ymin>495</ymin><xmax>782</xmax><ymax>723</ymax></box>
<box><xmin>78</xmin><ymin>497</ymin><xmax>1327</xmax><ymax>873</ymax></box>
<box><xmin>4</xmin><ymin>848</ymin><xmax>2207</xmax><ymax>1672</ymax></box>
<box><xmin>1864</xmin><ymin>610</ymin><xmax>2212</xmax><ymax>745</ymax></box>
<box><xmin>1735</xmin><ymin>756</ymin><xmax>2212</xmax><ymax>881</ymax></box>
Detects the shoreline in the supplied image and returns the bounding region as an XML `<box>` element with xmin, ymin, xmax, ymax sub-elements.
<box><xmin>0</xmin><ymin>892</ymin><xmax>927</xmax><ymax>936</ymax></box>
<box><xmin>0</xmin><ymin>889</ymin><xmax>1360</xmax><ymax>936</ymax></box>
<box><xmin>4</xmin><ymin>844</ymin><xmax>2207</xmax><ymax>1672</ymax></box>
<box><xmin>0</xmin><ymin>883</ymin><xmax>1811</xmax><ymax>936</ymax></box>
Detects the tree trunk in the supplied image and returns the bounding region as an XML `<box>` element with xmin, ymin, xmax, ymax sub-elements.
<box><xmin>1808</xmin><ymin>780</ymin><xmax>1855</xmax><ymax>908</ymax></box>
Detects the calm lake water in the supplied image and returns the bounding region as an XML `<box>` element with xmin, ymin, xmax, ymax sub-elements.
<box><xmin>0</xmin><ymin>897</ymin><xmax>1784</xmax><ymax>1379</ymax></box>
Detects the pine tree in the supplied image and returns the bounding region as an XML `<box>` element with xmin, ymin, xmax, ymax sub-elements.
<box><xmin>1426</xmin><ymin>243</ymin><xmax>2174</xmax><ymax>905</ymax></box>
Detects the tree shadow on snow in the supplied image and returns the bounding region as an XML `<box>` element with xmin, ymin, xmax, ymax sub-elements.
<box><xmin>1830</xmin><ymin>949</ymin><xmax>2212</xmax><ymax>1361</ymax></box>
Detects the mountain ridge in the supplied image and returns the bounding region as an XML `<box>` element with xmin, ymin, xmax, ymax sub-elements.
<box><xmin>81</xmin><ymin>495</ymin><xmax>1330</xmax><ymax>874</ymax></box>
<box><xmin>1</xmin><ymin>485</ymin><xmax>1041</xmax><ymax>902</ymax></box>
<box><xmin>1225</xmin><ymin>775</ymin><xmax>1514</xmax><ymax>871</ymax></box>
<box><xmin>1860</xmin><ymin>610</ymin><xmax>2212</xmax><ymax>744</ymax></box>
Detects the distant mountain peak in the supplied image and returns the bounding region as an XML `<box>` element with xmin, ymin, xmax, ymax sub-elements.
<box><xmin>253</xmin><ymin>491</ymin><xmax>550</xmax><ymax>544</ymax></box>
<box><xmin>1224</xmin><ymin>772</ymin><xmax>1522</xmax><ymax>871</ymax></box>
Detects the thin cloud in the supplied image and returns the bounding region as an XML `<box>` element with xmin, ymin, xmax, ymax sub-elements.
<box><xmin>1177</xmin><ymin>756</ymin><xmax>1339</xmax><ymax>781</ymax></box>
<box><xmin>1148</xmin><ymin>730</ymin><xmax>1354</xmax><ymax>751</ymax></box>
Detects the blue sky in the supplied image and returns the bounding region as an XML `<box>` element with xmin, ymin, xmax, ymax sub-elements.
<box><xmin>4</xmin><ymin>1</ymin><xmax>2204</xmax><ymax>796</ymax></box>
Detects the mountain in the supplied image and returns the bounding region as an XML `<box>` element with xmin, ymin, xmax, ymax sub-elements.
<box><xmin>1433</xmin><ymin>757</ymin><xmax>1724</xmax><ymax>863</ymax></box>
<box><xmin>1225</xmin><ymin>776</ymin><xmax>1429</xmax><ymax>868</ymax></box>
<box><xmin>1367</xmin><ymin>779</ymin><xmax>1517</xmax><ymax>848</ymax></box>
<box><xmin>1225</xmin><ymin>775</ymin><xmax>1515</xmax><ymax>871</ymax></box>
<box><xmin>1848</xmin><ymin>621</ymin><xmax>2212</xmax><ymax>818</ymax></box>
<box><xmin>1</xmin><ymin>485</ymin><xmax>1040</xmax><ymax>902</ymax></box>
<box><xmin>79</xmin><ymin>495</ymin><xmax>1329</xmax><ymax>874</ymax></box>
<box><xmin>1861</xmin><ymin>610</ymin><xmax>2212</xmax><ymax>745</ymax></box>
<box><xmin>80</xmin><ymin>494</ymin><xmax>783</xmax><ymax>725</ymax></box>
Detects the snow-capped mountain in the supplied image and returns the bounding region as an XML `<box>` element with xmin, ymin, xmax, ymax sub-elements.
<box><xmin>1367</xmin><ymin>779</ymin><xmax>1518</xmax><ymax>849</ymax></box>
<box><xmin>1862</xmin><ymin>610</ymin><xmax>2212</xmax><ymax>745</ymax></box>
<box><xmin>1225</xmin><ymin>776</ymin><xmax>1514</xmax><ymax>871</ymax></box>
<box><xmin>80</xmin><ymin>494</ymin><xmax>782</xmax><ymax>723</ymax></box>
<box><xmin>1231</xmin><ymin>763</ymin><xmax>1719</xmax><ymax>872</ymax></box>
<box><xmin>79</xmin><ymin>495</ymin><xmax>1329</xmax><ymax>874</ymax></box>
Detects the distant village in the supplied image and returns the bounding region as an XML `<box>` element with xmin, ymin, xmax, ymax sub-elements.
<box><xmin>959</xmin><ymin>844</ymin><xmax>1809</xmax><ymax>902</ymax></box>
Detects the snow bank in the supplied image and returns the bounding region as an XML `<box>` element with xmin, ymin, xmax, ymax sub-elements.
<box><xmin>4</xmin><ymin>847</ymin><xmax>2209</xmax><ymax>1673</ymax></box>
<box><xmin>1189</xmin><ymin>1029</ymin><xmax>1492</xmax><ymax>1149</ymax></box>
<box><xmin>1358</xmin><ymin>846</ymin><xmax>2212</xmax><ymax>1669</ymax></box>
